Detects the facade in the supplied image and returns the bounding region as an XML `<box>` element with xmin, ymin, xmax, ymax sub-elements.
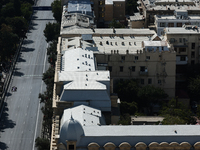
<box><xmin>137</xmin><ymin>0</ymin><xmax>200</xmax><ymax>27</ymax></box>
<box><xmin>155</xmin><ymin>10</ymin><xmax>200</xmax><ymax>35</ymax></box>
<box><xmin>129</xmin><ymin>13</ymin><xmax>145</xmax><ymax>28</ymax></box>
<box><xmin>164</xmin><ymin>26</ymin><xmax>200</xmax><ymax>65</ymax></box>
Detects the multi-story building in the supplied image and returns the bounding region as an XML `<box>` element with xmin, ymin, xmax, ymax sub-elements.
<box><xmin>138</xmin><ymin>0</ymin><xmax>200</xmax><ymax>27</ymax></box>
<box><xmin>155</xmin><ymin>10</ymin><xmax>200</xmax><ymax>35</ymax></box>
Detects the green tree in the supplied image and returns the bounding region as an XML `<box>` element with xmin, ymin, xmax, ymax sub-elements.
<box><xmin>126</xmin><ymin>0</ymin><xmax>138</xmax><ymax>15</ymax></box>
<box><xmin>120</xmin><ymin>101</ymin><xmax>138</xmax><ymax>115</ymax></box>
<box><xmin>1</xmin><ymin>2</ymin><xmax>15</xmax><ymax>18</ymax></box>
<box><xmin>160</xmin><ymin>99</ymin><xmax>195</xmax><ymax>125</ymax></box>
<box><xmin>116</xmin><ymin>79</ymin><xmax>139</xmax><ymax>103</ymax></box>
<box><xmin>0</xmin><ymin>24</ymin><xmax>19</xmax><ymax>60</ymax></box>
<box><xmin>6</xmin><ymin>16</ymin><xmax>28</xmax><ymax>38</ymax></box>
<box><xmin>42</xmin><ymin>67</ymin><xmax>55</xmax><ymax>91</ymax></box>
<box><xmin>51</xmin><ymin>0</ymin><xmax>62</xmax><ymax>23</ymax></box>
<box><xmin>188</xmin><ymin>76</ymin><xmax>200</xmax><ymax>102</ymax></box>
<box><xmin>118</xmin><ymin>113</ymin><xmax>131</xmax><ymax>125</ymax></box>
<box><xmin>43</xmin><ymin>22</ymin><xmax>60</xmax><ymax>42</ymax></box>
<box><xmin>109</xmin><ymin>19</ymin><xmax>124</xmax><ymax>28</ymax></box>
<box><xmin>35</xmin><ymin>137</ymin><xmax>50</xmax><ymax>150</ymax></box>
<box><xmin>21</xmin><ymin>2</ymin><xmax>33</xmax><ymax>21</ymax></box>
<box><xmin>14</xmin><ymin>0</ymin><xmax>21</xmax><ymax>16</ymax></box>
<box><xmin>47</xmin><ymin>41</ymin><xmax>57</xmax><ymax>66</ymax></box>
<box><xmin>137</xmin><ymin>85</ymin><xmax>168</xmax><ymax>113</ymax></box>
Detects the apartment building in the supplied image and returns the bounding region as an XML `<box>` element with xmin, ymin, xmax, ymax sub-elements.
<box><xmin>155</xmin><ymin>10</ymin><xmax>200</xmax><ymax>35</ymax></box>
<box><xmin>138</xmin><ymin>0</ymin><xmax>200</xmax><ymax>27</ymax></box>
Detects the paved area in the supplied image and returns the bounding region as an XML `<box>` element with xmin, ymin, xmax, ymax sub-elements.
<box><xmin>0</xmin><ymin>0</ymin><xmax>54</xmax><ymax>149</ymax></box>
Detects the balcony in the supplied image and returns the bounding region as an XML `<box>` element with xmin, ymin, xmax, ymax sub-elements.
<box><xmin>139</xmin><ymin>71</ymin><xmax>148</xmax><ymax>76</ymax></box>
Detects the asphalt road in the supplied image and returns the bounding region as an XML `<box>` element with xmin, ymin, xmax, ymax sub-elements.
<box><xmin>0</xmin><ymin>0</ymin><xmax>54</xmax><ymax>149</ymax></box>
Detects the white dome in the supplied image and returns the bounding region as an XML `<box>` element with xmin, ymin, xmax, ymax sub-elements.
<box><xmin>60</xmin><ymin>116</ymin><xmax>84</xmax><ymax>145</ymax></box>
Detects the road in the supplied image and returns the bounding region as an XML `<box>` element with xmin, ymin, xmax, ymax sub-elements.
<box><xmin>0</xmin><ymin>0</ymin><xmax>54</xmax><ymax>149</ymax></box>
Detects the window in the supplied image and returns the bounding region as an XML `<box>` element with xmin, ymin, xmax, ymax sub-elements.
<box><xmin>179</xmin><ymin>38</ymin><xmax>182</xmax><ymax>43</ymax></box>
<box><xmin>131</xmin><ymin>66</ymin><xmax>135</xmax><ymax>72</ymax></box>
<box><xmin>162</xmin><ymin>47</ymin><xmax>164</xmax><ymax>51</ymax></box>
<box><xmin>179</xmin><ymin>48</ymin><xmax>186</xmax><ymax>52</ymax></box>
<box><xmin>108</xmin><ymin>55</ymin><xmax>110</xmax><ymax>61</ymax></box>
<box><xmin>69</xmin><ymin>145</ymin><xmax>74</xmax><ymax>150</ymax></box>
<box><xmin>191</xmin><ymin>60</ymin><xmax>195</xmax><ymax>65</ymax></box>
<box><xmin>99</xmin><ymin>1</ymin><xmax>103</xmax><ymax>5</ymax></box>
<box><xmin>148</xmin><ymin>78</ymin><xmax>152</xmax><ymax>84</ymax></box>
<box><xmin>170</xmin><ymin>38</ymin><xmax>175</xmax><ymax>43</ymax></box>
<box><xmin>158</xmin><ymin>80</ymin><xmax>162</xmax><ymax>84</ymax></box>
<box><xmin>121</xmin><ymin>56</ymin><xmax>125</xmax><ymax>61</ymax></box>
<box><xmin>177</xmin><ymin>23</ymin><xmax>182</xmax><ymax>27</ymax></box>
<box><xmin>108</xmin><ymin>66</ymin><xmax>112</xmax><ymax>72</ymax></box>
<box><xmin>192</xmin><ymin>43</ymin><xmax>195</xmax><ymax>49</ymax></box>
<box><xmin>146</xmin><ymin>56</ymin><xmax>150</xmax><ymax>60</ymax></box>
<box><xmin>180</xmin><ymin>56</ymin><xmax>186</xmax><ymax>61</ymax></box>
<box><xmin>168</xmin><ymin>23</ymin><xmax>174</xmax><ymax>27</ymax></box>
<box><xmin>140</xmin><ymin>66</ymin><xmax>145</xmax><ymax>72</ymax></box>
<box><xmin>160</xmin><ymin>22</ymin><xmax>165</xmax><ymax>27</ymax></box>
<box><xmin>140</xmin><ymin>79</ymin><xmax>144</xmax><ymax>85</ymax></box>
<box><xmin>120</xmin><ymin>66</ymin><xmax>123</xmax><ymax>72</ymax></box>
<box><xmin>191</xmin><ymin>51</ymin><xmax>195</xmax><ymax>58</ymax></box>
<box><xmin>183</xmin><ymin>38</ymin><xmax>186</xmax><ymax>43</ymax></box>
<box><xmin>135</xmin><ymin>56</ymin><xmax>138</xmax><ymax>60</ymax></box>
<box><xmin>174</xmin><ymin>48</ymin><xmax>177</xmax><ymax>52</ymax></box>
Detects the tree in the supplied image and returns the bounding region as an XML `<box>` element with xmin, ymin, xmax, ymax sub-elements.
<box><xmin>126</xmin><ymin>0</ymin><xmax>138</xmax><ymax>15</ymax></box>
<box><xmin>14</xmin><ymin>0</ymin><xmax>21</xmax><ymax>16</ymax></box>
<box><xmin>6</xmin><ymin>16</ymin><xmax>28</xmax><ymax>38</ymax></box>
<box><xmin>0</xmin><ymin>24</ymin><xmax>19</xmax><ymax>60</ymax></box>
<box><xmin>137</xmin><ymin>85</ymin><xmax>168</xmax><ymax>113</ymax></box>
<box><xmin>160</xmin><ymin>99</ymin><xmax>195</xmax><ymax>125</ymax></box>
<box><xmin>21</xmin><ymin>2</ymin><xmax>33</xmax><ymax>21</ymax></box>
<box><xmin>109</xmin><ymin>19</ymin><xmax>124</xmax><ymax>28</ymax></box>
<box><xmin>51</xmin><ymin>0</ymin><xmax>62</xmax><ymax>23</ymax></box>
<box><xmin>35</xmin><ymin>137</ymin><xmax>50</xmax><ymax>150</ymax></box>
<box><xmin>47</xmin><ymin>41</ymin><xmax>57</xmax><ymax>66</ymax></box>
<box><xmin>120</xmin><ymin>101</ymin><xmax>138</xmax><ymax>115</ymax></box>
<box><xmin>118</xmin><ymin>113</ymin><xmax>131</xmax><ymax>125</ymax></box>
<box><xmin>1</xmin><ymin>2</ymin><xmax>15</xmax><ymax>18</ymax></box>
<box><xmin>116</xmin><ymin>79</ymin><xmax>139</xmax><ymax>103</ymax></box>
<box><xmin>188</xmin><ymin>76</ymin><xmax>200</xmax><ymax>102</ymax></box>
<box><xmin>43</xmin><ymin>22</ymin><xmax>60</xmax><ymax>42</ymax></box>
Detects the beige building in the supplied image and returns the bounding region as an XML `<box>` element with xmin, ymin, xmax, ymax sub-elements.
<box><xmin>129</xmin><ymin>13</ymin><xmax>145</xmax><ymax>28</ymax></box>
<box><xmin>138</xmin><ymin>0</ymin><xmax>200</xmax><ymax>27</ymax></box>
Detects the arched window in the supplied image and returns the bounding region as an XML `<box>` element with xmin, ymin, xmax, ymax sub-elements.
<box><xmin>194</xmin><ymin>142</ymin><xmax>200</xmax><ymax>150</ymax></box>
<box><xmin>148</xmin><ymin>142</ymin><xmax>159</xmax><ymax>150</ymax></box>
<box><xmin>180</xmin><ymin>142</ymin><xmax>191</xmax><ymax>150</ymax></box>
<box><xmin>135</xmin><ymin>142</ymin><xmax>147</xmax><ymax>150</ymax></box>
<box><xmin>88</xmin><ymin>142</ymin><xmax>100</xmax><ymax>150</ymax></box>
<box><xmin>104</xmin><ymin>142</ymin><xmax>116</xmax><ymax>150</ymax></box>
<box><xmin>119</xmin><ymin>142</ymin><xmax>131</xmax><ymax>150</ymax></box>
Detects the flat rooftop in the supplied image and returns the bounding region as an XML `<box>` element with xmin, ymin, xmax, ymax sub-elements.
<box><xmin>165</xmin><ymin>27</ymin><xmax>200</xmax><ymax>34</ymax></box>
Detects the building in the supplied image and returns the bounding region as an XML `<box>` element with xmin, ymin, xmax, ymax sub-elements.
<box><xmin>155</xmin><ymin>10</ymin><xmax>200</xmax><ymax>35</ymax></box>
<box><xmin>51</xmin><ymin>104</ymin><xmax>200</xmax><ymax>150</ymax></box>
<box><xmin>128</xmin><ymin>13</ymin><xmax>145</xmax><ymax>28</ymax></box>
<box><xmin>138</xmin><ymin>0</ymin><xmax>200</xmax><ymax>27</ymax></box>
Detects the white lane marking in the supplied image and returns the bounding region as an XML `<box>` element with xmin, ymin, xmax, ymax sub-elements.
<box><xmin>32</xmin><ymin>43</ymin><xmax>48</xmax><ymax>150</ymax></box>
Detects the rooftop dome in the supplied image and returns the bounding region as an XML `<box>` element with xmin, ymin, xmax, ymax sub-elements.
<box><xmin>60</xmin><ymin>116</ymin><xmax>84</xmax><ymax>145</ymax></box>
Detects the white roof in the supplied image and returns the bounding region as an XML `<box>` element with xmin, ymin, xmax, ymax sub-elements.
<box><xmin>62</xmin><ymin>48</ymin><xmax>95</xmax><ymax>72</ymax></box>
<box><xmin>143</xmin><ymin>41</ymin><xmax>168</xmax><ymax>47</ymax></box>
<box><xmin>61</xmin><ymin>28</ymin><xmax>155</xmax><ymax>35</ymax></box>
<box><xmin>83</xmin><ymin>125</ymin><xmax>200</xmax><ymax>136</ymax></box>
<box><xmin>105</xmin><ymin>0</ymin><xmax>125</xmax><ymax>4</ymax></box>
<box><xmin>60</xmin><ymin>105</ymin><xmax>104</xmax><ymax>128</ymax></box>
<box><xmin>165</xmin><ymin>27</ymin><xmax>200</xmax><ymax>34</ymax></box>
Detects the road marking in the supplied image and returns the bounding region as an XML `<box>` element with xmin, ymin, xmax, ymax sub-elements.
<box><xmin>24</xmin><ymin>121</ymin><xmax>25</xmax><ymax>124</ymax></box>
<box><xmin>27</xmin><ymin>105</ymin><xmax>29</xmax><ymax>108</ymax></box>
<box><xmin>22</xmin><ymin>131</ymin><xmax>23</xmax><ymax>134</ymax></box>
<box><xmin>25</xmin><ymin>113</ymin><xmax>27</xmax><ymax>116</ymax></box>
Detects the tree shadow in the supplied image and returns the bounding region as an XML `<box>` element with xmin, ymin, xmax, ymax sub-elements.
<box><xmin>23</xmin><ymin>40</ymin><xmax>34</xmax><ymax>45</ymax></box>
<box><xmin>13</xmin><ymin>70</ymin><xmax>24</xmax><ymax>77</ymax></box>
<box><xmin>0</xmin><ymin>102</ymin><xmax>15</xmax><ymax>149</ymax></box>
<box><xmin>0</xmin><ymin>142</ymin><xmax>8</xmax><ymax>150</ymax></box>
<box><xmin>17</xmin><ymin>57</ymin><xmax>26</xmax><ymax>62</ymax></box>
<box><xmin>21</xmin><ymin>47</ymin><xmax>35</xmax><ymax>52</ymax></box>
<box><xmin>0</xmin><ymin>102</ymin><xmax>16</xmax><ymax>132</ymax></box>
